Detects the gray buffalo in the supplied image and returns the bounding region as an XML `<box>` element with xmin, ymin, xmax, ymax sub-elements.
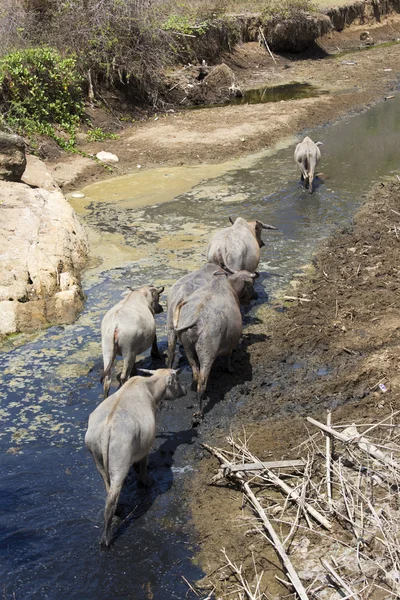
<box><xmin>85</xmin><ymin>369</ymin><xmax>186</xmax><ymax>547</ymax></box>
<box><xmin>294</xmin><ymin>136</ymin><xmax>323</xmax><ymax>194</ymax></box>
<box><xmin>166</xmin><ymin>264</ymin><xmax>258</xmax><ymax>369</ymax></box>
<box><xmin>101</xmin><ymin>285</ymin><xmax>164</xmax><ymax>398</ymax></box>
<box><xmin>173</xmin><ymin>269</ymin><xmax>257</xmax><ymax>424</ymax></box>
<box><xmin>206</xmin><ymin>216</ymin><xmax>277</xmax><ymax>273</ymax></box>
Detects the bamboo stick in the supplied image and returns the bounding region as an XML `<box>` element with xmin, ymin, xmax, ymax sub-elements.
<box><xmin>242</xmin><ymin>479</ymin><xmax>309</xmax><ymax>600</ymax></box>
<box><xmin>258</xmin><ymin>26</ymin><xmax>277</xmax><ymax>64</ymax></box>
<box><xmin>306</xmin><ymin>417</ymin><xmax>400</xmax><ymax>471</ymax></box>
<box><xmin>221</xmin><ymin>459</ymin><xmax>306</xmax><ymax>472</ymax></box>
<box><xmin>321</xmin><ymin>559</ymin><xmax>360</xmax><ymax>599</ymax></box>
<box><xmin>326</xmin><ymin>410</ymin><xmax>332</xmax><ymax>508</ymax></box>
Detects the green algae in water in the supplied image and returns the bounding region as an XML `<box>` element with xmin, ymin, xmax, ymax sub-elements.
<box><xmin>231</xmin><ymin>82</ymin><xmax>328</xmax><ymax>105</ymax></box>
<box><xmin>188</xmin><ymin>82</ymin><xmax>327</xmax><ymax>109</ymax></box>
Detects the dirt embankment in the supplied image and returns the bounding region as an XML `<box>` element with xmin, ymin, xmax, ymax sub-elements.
<box><xmin>47</xmin><ymin>16</ymin><xmax>400</xmax><ymax>192</ymax></box>
<box><xmin>189</xmin><ymin>179</ymin><xmax>400</xmax><ymax>597</ymax></box>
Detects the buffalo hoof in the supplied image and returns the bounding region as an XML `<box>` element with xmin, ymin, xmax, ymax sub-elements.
<box><xmin>192</xmin><ymin>412</ymin><xmax>203</xmax><ymax>427</ymax></box>
<box><xmin>100</xmin><ymin>535</ymin><xmax>111</xmax><ymax>549</ymax></box>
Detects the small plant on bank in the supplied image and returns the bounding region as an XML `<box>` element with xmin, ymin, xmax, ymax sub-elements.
<box><xmin>162</xmin><ymin>14</ymin><xmax>210</xmax><ymax>36</ymax></box>
<box><xmin>87</xmin><ymin>127</ymin><xmax>119</xmax><ymax>142</ymax></box>
<box><xmin>0</xmin><ymin>46</ymin><xmax>84</xmax><ymax>150</ymax></box>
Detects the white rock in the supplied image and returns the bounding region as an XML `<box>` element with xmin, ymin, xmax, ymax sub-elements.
<box><xmin>0</xmin><ymin>181</ymin><xmax>88</xmax><ymax>336</ymax></box>
<box><xmin>0</xmin><ymin>301</ymin><xmax>17</xmax><ymax>335</ymax></box>
<box><xmin>96</xmin><ymin>151</ymin><xmax>119</xmax><ymax>163</ymax></box>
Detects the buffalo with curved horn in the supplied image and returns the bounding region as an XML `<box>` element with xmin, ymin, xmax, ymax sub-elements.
<box><xmin>207</xmin><ymin>216</ymin><xmax>277</xmax><ymax>272</ymax></box>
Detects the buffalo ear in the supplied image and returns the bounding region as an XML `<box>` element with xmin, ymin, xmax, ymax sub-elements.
<box><xmin>213</xmin><ymin>270</ymin><xmax>227</xmax><ymax>277</ymax></box>
<box><xmin>167</xmin><ymin>373</ymin><xmax>175</xmax><ymax>386</ymax></box>
<box><xmin>315</xmin><ymin>141</ymin><xmax>323</xmax><ymax>147</ymax></box>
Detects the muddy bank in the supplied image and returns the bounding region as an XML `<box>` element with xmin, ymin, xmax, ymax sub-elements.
<box><xmin>327</xmin><ymin>0</ymin><xmax>400</xmax><ymax>31</ymax></box>
<box><xmin>190</xmin><ymin>178</ymin><xmax>400</xmax><ymax>597</ymax></box>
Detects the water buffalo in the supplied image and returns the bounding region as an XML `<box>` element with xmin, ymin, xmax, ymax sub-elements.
<box><xmin>166</xmin><ymin>263</ymin><xmax>258</xmax><ymax>369</ymax></box>
<box><xmin>294</xmin><ymin>136</ymin><xmax>323</xmax><ymax>194</ymax></box>
<box><xmin>173</xmin><ymin>269</ymin><xmax>257</xmax><ymax>424</ymax></box>
<box><xmin>206</xmin><ymin>216</ymin><xmax>277</xmax><ymax>273</ymax></box>
<box><xmin>100</xmin><ymin>285</ymin><xmax>164</xmax><ymax>398</ymax></box>
<box><xmin>85</xmin><ymin>369</ymin><xmax>186</xmax><ymax>547</ymax></box>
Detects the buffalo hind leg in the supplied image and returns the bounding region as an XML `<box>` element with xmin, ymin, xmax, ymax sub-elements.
<box><xmin>93</xmin><ymin>452</ymin><xmax>110</xmax><ymax>493</ymax></box>
<box><xmin>193</xmin><ymin>362</ymin><xmax>213</xmax><ymax>426</ymax></box>
<box><xmin>167</xmin><ymin>328</ymin><xmax>177</xmax><ymax>368</ymax></box>
<box><xmin>120</xmin><ymin>354</ymin><xmax>136</xmax><ymax>387</ymax></box>
<box><xmin>139</xmin><ymin>454</ymin><xmax>153</xmax><ymax>487</ymax></box>
<box><xmin>225</xmin><ymin>351</ymin><xmax>234</xmax><ymax>374</ymax></box>
<box><xmin>308</xmin><ymin>171</ymin><xmax>314</xmax><ymax>194</ymax></box>
<box><xmin>101</xmin><ymin>479</ymin><xmax>123</xmax><ymax>547</ymax></box>
<box><xmin>184</xmin><ymin>344</ymin><xmax>200</xmax><ymax>392</ymax></box>
<box><xmin>151</xmin><ymin>333</ymin><xmax>160</xmax><ymax>359</ymax></box>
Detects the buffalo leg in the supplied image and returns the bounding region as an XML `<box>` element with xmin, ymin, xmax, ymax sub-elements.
<box><xmin>308</xmin><ymin>171</ymin><xmax>314</xmax><ymax>194</ymax></box>
<box><xmin>225</xmin><ymin>352</ymin><xmax>234</xmax><ymax>374</ymax></box>
<box><xmin>184</xmin><ymin>345</ymin><xmax>200</xmax><ymax>392</ymax></box>
<box><xmin>139</xmin><ymin>455</ymin><xmax>152</xmax><ymax>487</ymax></box>
<box><xmin>120</xmin><ymin>354</ymin><xmax>136</xmax><ymax>386</ymax></box>
<box><xmin>101</xmin><ymin>479</ymin><xmax>123</xmax><ymax>547</ymax></box>
<box><xmin>167</xmin><ymin>328</ymin><xmax>177</xmax><ymax>368</ymax></box>
<box><xmin>151</xmin><ymin>334</ymin><xmax>160</xmax><ymax>359</ymax></box>
<box><xmin>192</xmin><ymin>361</ymin><xmax>212</xmax><ymax>425</ymax></box>
<box><xmin>93</xmin><ymin>453</ymin><xmax>110</xmax><ymax>493</ymax></box>
<box><xmin>101</xmin><ymin>353</ymin><xmax>113</xmax><ymax>399</ymax></box>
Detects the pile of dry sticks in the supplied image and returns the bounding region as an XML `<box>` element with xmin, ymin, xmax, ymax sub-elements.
<box><xmin>199</xmin><ymin>410</ymin><xmax>400</xmax><ymax>599</ymax></box>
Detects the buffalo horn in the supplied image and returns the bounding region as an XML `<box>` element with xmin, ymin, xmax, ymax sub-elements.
<box><xmin>260</xmin><ymin>221</ymin><xmax>278</xmax><ymax>230</ymax></box>
<box><xmin>138</xmin><ymin>368</ymin><xmax>158</xmax><ymax>375</ymax></box>
<box><xmin>228</xmin><ymin>216</ymin><xmax>235</xmax><ymax>224</ymax></box>
<box><xmin>221</xmin><ymin>264</ymin><xmax>236</xmax><ymax>275</ymax></box>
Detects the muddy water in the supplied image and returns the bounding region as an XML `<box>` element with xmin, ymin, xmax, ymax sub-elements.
<box><xmin>2</xmin><ymin>96</ymin><xmax>400</xmax><ymax>600</ymax></box>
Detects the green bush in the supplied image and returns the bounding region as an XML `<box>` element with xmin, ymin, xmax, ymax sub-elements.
<box><xmin>162</xmin><ymin>14</ymin><xmax>210</xmax><ymax>36</ymax></box>
<box><xmin>87</xmin><ymin>127</ymin><xmax>119</xmax><ymax>142</ymax></box>
<box><xmin>0</xmin><ymin>46</ymin><xmax>84</xmax><ymax>149</ymax></box>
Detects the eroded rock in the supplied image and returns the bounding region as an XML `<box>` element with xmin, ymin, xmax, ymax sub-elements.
<box><xmin>0</xmin><ymin>132</ymin><xmax>27</xmax><ymax>182</ymax></box>
<box><xmin>0</xmin><ymin>171</ymin><xmax>88</xmax><ymax>336</ymax></box>
<box><xmin>22</xmin><ymin>155</ymin><xmax>59</xmax><ymax>191</ymax></box>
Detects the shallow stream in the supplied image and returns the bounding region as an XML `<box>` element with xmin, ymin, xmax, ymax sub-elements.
<box><xmin>2</xmin><ymin>95</ymin><xmax>400</xmax><ymax>599</ymax></box>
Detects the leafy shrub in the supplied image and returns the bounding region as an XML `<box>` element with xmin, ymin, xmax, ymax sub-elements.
<box><xmin>162</xmin><ymin>14</ymin><xmax>210</xmax><ymax>36</ymax></box>
<box><xmin>87</xmin><ymin>127</ymin><xmax>119</xmax><ymax>142</ymax></box>
<box><xmin>0</xmin><ymin>47</ymin><xmax>84</xmax><ymax>149</ymax></box>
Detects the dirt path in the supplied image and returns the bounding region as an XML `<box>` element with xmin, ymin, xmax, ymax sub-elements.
<box><xmin>49</xmin><ymin>18</ymin><xmax>400</xmax><ymax>192</ymax></box>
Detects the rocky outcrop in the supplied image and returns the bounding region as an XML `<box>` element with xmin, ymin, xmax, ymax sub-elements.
<box><xmin>0</xmin><ymin>132</ymin><xmax>27</xmax><ymax>181</ymax></box>
<box><xmin>0</xmin><ymin>160</ymin><xmax>89</xmax><ymax>336</ymax></box>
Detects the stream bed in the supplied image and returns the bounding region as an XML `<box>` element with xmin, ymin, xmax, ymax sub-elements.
<box><xmin>1</xmin><ymin>95</ymin><xmax>400</xmax><ymax>600</ymax></box>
